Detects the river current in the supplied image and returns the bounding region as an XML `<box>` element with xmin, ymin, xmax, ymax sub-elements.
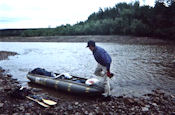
<box><xmin>0</xmin><ymin>42</ymin><xmax>175</xmax><ymax>97</ymax></box>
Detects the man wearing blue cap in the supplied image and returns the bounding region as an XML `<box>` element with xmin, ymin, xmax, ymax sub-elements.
<box><xmin>87</xmin><ymin>40</ymin><xmax>113</xmax><ymax>97</ymax></box>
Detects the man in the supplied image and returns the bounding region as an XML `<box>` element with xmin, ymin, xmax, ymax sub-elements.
<box><xmin>87</xmin><ymin>40</ymin><xmax>113</xmax><ymax>97</ymax></box>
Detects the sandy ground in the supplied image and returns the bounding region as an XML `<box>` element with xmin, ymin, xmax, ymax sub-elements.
<box><xmin>0</xmin><ymin>51</ymin><xmax>175</xmax><ymax>114</ymax></box>
<box><xmin>0</xmin><ymin>35</ymin><xmax>173</xmax><ymax>45</ymax></box>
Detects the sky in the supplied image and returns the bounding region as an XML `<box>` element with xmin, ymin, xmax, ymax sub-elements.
<box><xmin>0</xmin><ymin>0</ymin><xmax>155</xmax><ymax>29</ymax></box>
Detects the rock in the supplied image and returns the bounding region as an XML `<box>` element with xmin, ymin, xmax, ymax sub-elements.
<box><xmin>102</xmin><ymin>102</ymin><xmax>106</xmax><ymax>105</ymax></box>
<box><xmin>89</xmin><ymin>112</ymin><xmax>94</xmax><ymax>115</ymax></box>
<box><xmin>68</xmin><ymin>105</ymin><xmax>73</xmax><ymax>111</ymax></box>
<box><xmin>153</xmin><ymin>97</ymin><xmax>160</xmax><ymax>103</ymax></box>
<box><xmin>28</xmin><ymin>102</ymin><xmax>34</xmax><ymax>107</ymax></box>
<box><xmin>171</xmin><ymin>95</ymin><xmax>175</xmax><ymax>98</ymax></box>
<box><xmin>152</xmin><ymin>103</ymin><xmax>157</xmax><ymax>106</ymax></box>
<box><xmin>95</xmin><ymin>108</ymin><xmax>99</xmax><ymax>113</ymax></box>
<box><xmin>172</xmin><ymin>98</ymin><xmax>175</xmax><ymax>103</ymax></box>
<box><xmin>0</xmin><ymin>103</ymin><xmax>4</xmax><ymax>108</ymax></box>
<box><xmin>137</xmin><ymin>100</ymin><xmax>145</xmax><ymax>106</ymax></box>
<box><xmin>75</xmin><ymin>112</ymin><xmax>80</xmax><ymax>115</ymax></box>
<box><xmin>142</xmin><ymin>106</ymin><xmax>149</xmax><ymax>112</ymax></box>
<box><xmin>0</xmin><ymin>67</ymin><xmax>5</xmax><ymax>72</ymax></box>
<box><xmin>55</xmin><ymin>106</ymin><xmax>60</xmax><ymax>110</ymax></box>
<box><xmin>154</xmin><ymin>90</ymin><xmax>165</xmax><ymax>95</ymax></box>
<box><xmin>64</xmin><ymin>112</ymin><xmax>68</xmax><ymax>115</ymax></box>
<box><xmin>117</xmin><ymin>96</ymin><xmax>123</xmax><ymax>98</ymax></box>
<box><xmin>124</xmin><ymin>98</ymin><xmax>135</xmax><ymax>105</ymax></box>
<box><xmin>145</xmin><ymin>105</ymin><xmax>150</xmax><ymax>108</ymax></box>
<box><xmin>0</xmin><ymin>87</ymin><xmax>4</xmax><ymax>92</ymax></box>
<box><xmin>131</xmin><ymin>107</ymin><xmax>135</xmax><ymax>111</ymax></box>
<box><xmin>4</xmin><ymin>86</ymin><xmax>11</xmax><ymax>91</ymax></box>
<box><xmin>81</xmin><ymin>107</ymin><xmax>85</xmax><ymax>111</ymax></box>
<box><xmin>85</xmin><ymin>111</ymin><xmax>88</xmax><ymax>115</ymax></box>
<box><xmin>18</xmin><ymin>106</ymin><xmax>25</xmax><ymax>111</ymax></box>
<box><xmin>75</xmin><ymin>102</ymin><xmax>79</xmax><ymax>105</ymax></box>
<box><xmin>7</xmin><ymin>74</ymin><xmax>12</xmax><ymax>77</ymax></box>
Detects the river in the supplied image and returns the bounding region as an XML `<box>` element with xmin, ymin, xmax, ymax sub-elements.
<box><xmin>0</xmin><ymin>42</ymin><xmax>175</xmax><ymax>97</ymax></box>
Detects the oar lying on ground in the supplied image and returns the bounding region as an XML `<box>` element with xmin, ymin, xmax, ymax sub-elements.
<box><xmin>18</xmin><ymin>86</ymin><xmax>57</xmax><ymax>106</ymax></box>
<box><xmin>26</xmin><ymin>96</ymin><xmax>50</xmax><ymax>108</ymax></box>
<box><xmin>31</xmin><ymin>95</ymin><xmax>57</xmax><ymax>106</ymax></box>
<box><xmin>41</xmin><ymin>98</ymin><xmax>57</xmax><ymax>105</ymax></box>
<box><xmin>27</xmin><ymin>95</ymin><xmax>57</xmax><ymax>107</ymax></box>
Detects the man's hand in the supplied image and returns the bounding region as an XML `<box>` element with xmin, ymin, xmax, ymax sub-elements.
<box><xmin>107</xmin><ymin>71</ymin><xmax>113</xmax><ymax>78</ymax></box>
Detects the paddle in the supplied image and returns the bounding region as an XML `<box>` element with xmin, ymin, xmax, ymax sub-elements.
<box><xmin>19</xmin><ymin>86</ymin><xmax>57</xmax><ymax>106</ymax></box>
<box><xmin>30</xmin><ymin>95</ymin><xmax>57</xmax><ymax>106</ymax></box>
<box><xmin>26</xmin><ymin>96</ymin><xmax>50</xmax><ymax>108</ymax></box>
<box><xmin>41</xmin><ymin>98</ymin><xmax>57</xmax><ymax>106</ymax></box>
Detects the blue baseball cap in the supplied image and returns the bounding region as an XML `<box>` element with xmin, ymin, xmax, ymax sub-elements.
<box><xmin>87</xmin><ymin>40</ymin><xmax>95</xmax><ymax>47</ymax></box>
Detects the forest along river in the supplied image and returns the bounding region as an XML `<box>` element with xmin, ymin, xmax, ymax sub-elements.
<box><xmin>0</xmin><ymin>42</ymin><xmax>175</xmax><ymax>97</ymax></box>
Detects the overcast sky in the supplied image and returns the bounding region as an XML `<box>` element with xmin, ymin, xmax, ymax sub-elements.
<box><xmin>0</xmin><ymin>0</ymin><xmax>155</xmax><ymax>29</ymax></box>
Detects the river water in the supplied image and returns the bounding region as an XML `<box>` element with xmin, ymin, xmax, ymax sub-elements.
<box><xmin>0</xmin><ymin>42</ymin><xmax>175</xmax><ymax>97</ymax></box>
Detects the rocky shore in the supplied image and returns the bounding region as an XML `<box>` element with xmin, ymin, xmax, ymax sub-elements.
<box><xmin>0</xmin><ymin>51</ymin><xmax>175</xmax><ymax>114</ymax></box>
<box><xmin>0</xmin><ymin>51</ymin><xmax>18</xmax><ymax>60</ymax></box>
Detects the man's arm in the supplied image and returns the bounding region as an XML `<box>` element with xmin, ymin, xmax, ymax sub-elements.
<box><xmin>106</xmin><ymin>63</ymin><xmax>113</xmax><ymax>78</ymax></box>
<box><xmin>106</xmin><ymin>63</ymin><xmax>110</xmax><ymax>72</ymax></box>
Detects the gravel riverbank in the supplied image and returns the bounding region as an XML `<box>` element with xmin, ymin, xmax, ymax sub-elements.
<box><xmin>0</xmin><ymin>51</ymin><xmax>175</xmax><ymax>114</ymax></box>
<box><xmin>0</xmin><ymin>35</ymin><xmax>173</xmax><ymax>45</ymax></box>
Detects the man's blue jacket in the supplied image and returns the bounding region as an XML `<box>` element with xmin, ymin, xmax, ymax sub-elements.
<box><xmin>93</xmin><ymin>46</ymin><xmax>112</xmax><ymax>71</ymax></box>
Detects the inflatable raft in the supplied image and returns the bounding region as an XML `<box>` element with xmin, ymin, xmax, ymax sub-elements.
<box><xmin>27</xmin><ymin>72</ymin><xmax>104</xmax><ymax>95</ymax></box>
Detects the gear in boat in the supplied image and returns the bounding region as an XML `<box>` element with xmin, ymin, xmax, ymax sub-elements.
<box><xmin>27</xmin><ymin>68</ymin><xmax>104</xmax><ymax>95</ymax></box>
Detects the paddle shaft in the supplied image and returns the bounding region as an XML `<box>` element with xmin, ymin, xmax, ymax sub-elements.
<box><xmin>26</xmin><ymin>96</ymin><xmax>50</xmax><ymax>108</ymax></box>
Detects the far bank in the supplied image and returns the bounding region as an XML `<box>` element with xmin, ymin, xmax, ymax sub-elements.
<box><xmin>0</xmin><ymin>35</ymin><xmax>173</xmax><ymax>45</ymax></box>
